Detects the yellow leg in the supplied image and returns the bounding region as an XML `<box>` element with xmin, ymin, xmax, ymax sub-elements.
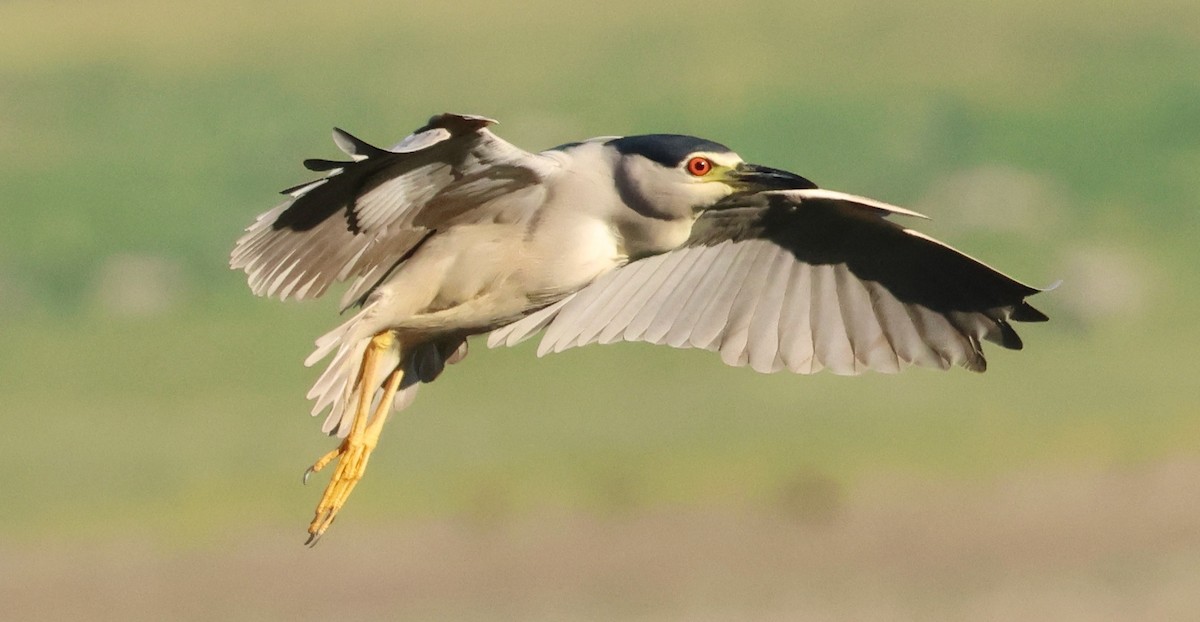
<box><xmin>303</xmin><ymin>331</ymin><xmax>404</xmax><ymax>545</ymax></box>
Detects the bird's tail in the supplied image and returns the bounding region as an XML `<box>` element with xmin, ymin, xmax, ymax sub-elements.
<box><xmin>303</xmin><ymin>311</ymin><xmax>470</xmax><ymax>437</ymax></box>
<box><xmin>304</xmin><ymin>310</ymin><xmax>420</xmax><ymax>438</ymax></box>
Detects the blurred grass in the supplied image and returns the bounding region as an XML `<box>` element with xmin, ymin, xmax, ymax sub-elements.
<box><xmin>0</xmin><ymin>0</ymin><xmax>1197</xmax><ymax>544</ymax></box>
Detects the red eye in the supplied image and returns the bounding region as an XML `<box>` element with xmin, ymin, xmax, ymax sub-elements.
<box><xmin>686</xmin><ymin>156</ymin><xmax>713</xmax><ymax>177</ymax></box>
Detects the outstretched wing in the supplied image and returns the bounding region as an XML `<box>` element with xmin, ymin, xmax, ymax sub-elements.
<box><xmin>230</xmin><ymin>113</ymin><xmax>550</xmax><ymax>310</ymax></box>
<box><xmin>490</xmin><ymin>189</ymin><xmax>1048</xmax><ymax>375</ymax></box>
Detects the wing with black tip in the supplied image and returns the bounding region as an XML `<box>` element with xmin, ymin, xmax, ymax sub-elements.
<box><xmin>491</xmin><ymin>188</ymin><xmax>1048</xmax><ymax>375</ymax></box>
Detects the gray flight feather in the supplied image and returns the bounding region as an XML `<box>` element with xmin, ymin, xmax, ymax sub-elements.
<box><xmin>511</xmin><ymin>189</ymin><xmax>1047</xmax><ymax>375</ymax></box>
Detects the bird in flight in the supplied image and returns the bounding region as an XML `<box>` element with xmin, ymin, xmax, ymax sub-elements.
<box><xmin>230</xmin><ymin>113</ymin><xmax>1048</xmax><ymax>544</ymax></box>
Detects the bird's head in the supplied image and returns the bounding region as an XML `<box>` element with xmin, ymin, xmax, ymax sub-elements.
<box><xmin>606</xmin><ymin>134</ymin><xmax>816</xmax><ymax>220</ymax></box>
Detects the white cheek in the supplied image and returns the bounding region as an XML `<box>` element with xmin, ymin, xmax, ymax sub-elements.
<box><xmin>694</xmin><ymin>180</ymin><xmax>735</xmax><ymax>204</ymax></box>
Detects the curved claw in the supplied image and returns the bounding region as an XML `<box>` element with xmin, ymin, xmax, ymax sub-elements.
<box><xmin>304</xmin><ymin>445</ymin><xmax>344</xmax><ymax>486</ymax></box>
<box><xmin>305</xmin><ymin>522</ymin><xmax>327</xmax><ymax>547</ymax></box>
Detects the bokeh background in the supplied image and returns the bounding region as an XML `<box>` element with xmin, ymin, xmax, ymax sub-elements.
<box><xmin>2</xmin><ymin>1</ymin><xmax>1198</xmax><ymax>619</ymax></box>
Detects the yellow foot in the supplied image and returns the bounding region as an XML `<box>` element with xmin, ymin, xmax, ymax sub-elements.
<box><xmin>303</xmin><ymin>430</ymin><xmax>381</xmax><ymax>545</ymax></box>
<box><xmin>302</xmin><ymin>331</ymin><xmax>404</xmax><ymax>546</ymax></box>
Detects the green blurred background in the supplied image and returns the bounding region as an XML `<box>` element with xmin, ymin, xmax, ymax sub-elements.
<box><xmin>2</xmin><ymin>1</ymin><xmax>1197</xmax><ymax>619</ymax></box>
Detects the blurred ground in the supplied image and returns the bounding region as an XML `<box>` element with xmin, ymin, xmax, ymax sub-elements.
<box><xmin>7</xmin><ymin>457</ymin><xmax>1199</xmax><ymax>621</ymax></box>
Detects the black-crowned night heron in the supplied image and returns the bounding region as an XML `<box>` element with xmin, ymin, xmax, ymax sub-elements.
<box><xmin>230</xmin><ymin>113</ymin><xmax>1048</xmax><ymax>543</ymax></box>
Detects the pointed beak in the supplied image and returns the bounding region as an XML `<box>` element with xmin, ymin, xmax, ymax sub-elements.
<box><xmin>729</xmin><ymin>163</ymin><xmax>817</xmax><ymax>192</ymax></box>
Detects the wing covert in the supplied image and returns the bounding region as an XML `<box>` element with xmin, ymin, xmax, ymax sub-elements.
<box><xmin>230</xmin><ymin>113</ymin><xmax>549</xmax><ymax>309</ymax></box>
